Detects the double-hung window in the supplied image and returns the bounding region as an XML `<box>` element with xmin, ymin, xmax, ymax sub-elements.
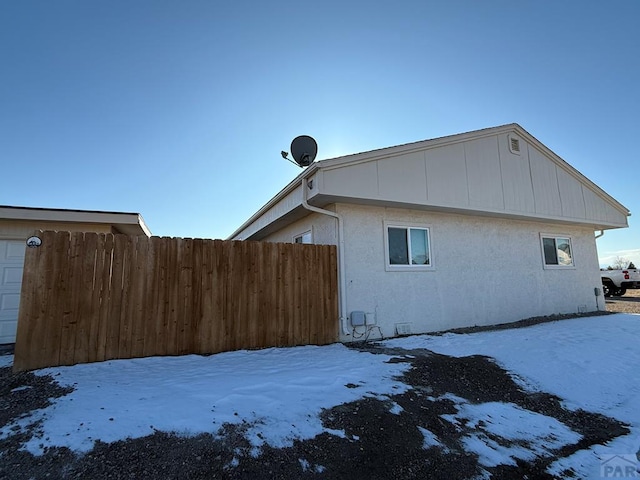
<box><xmin>541</xmin><ymin>235</ymin><xmax>574</xmax><ymax>268</ymax></box>
<box><xmin>385</xmin><ymin>223</ymin><xmax>432</xmax><ymax>270</ymax></box>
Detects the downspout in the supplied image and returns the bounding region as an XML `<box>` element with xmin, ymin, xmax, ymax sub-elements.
<box><xmin>595</xmin><ymin>230</ymin><xmax>604</xmax><ymax>239</ymax></box>
<box><xmin>301</xmin><ymin>177</ymin><xmax>350</xmax><ymax>336</ymax></box>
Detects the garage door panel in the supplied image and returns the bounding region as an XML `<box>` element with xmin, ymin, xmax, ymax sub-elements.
<box><xmin>3</xmin><ymin>266</ymin><xmax>24</xmax><ymax>285</ymax></box>
<box><xmin>0</xmin><ymin>319</ymin><xmax>18</xmax><ymax>344</ymax></box>
<box><xmin>0</xmin><ymin>240</ymin><xmax>25</xmax><ymax>344</ymax></box>
<box><xmin>5</xmin><ymin>241</ymin><xmax>26</xmax><ymax>260</ymax></box>
<box><xmin>1</xmin><ymin>292</ymin><xmax>20</xmax><ymax>313</ymax></box>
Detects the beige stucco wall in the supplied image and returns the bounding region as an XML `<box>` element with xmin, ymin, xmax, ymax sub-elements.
<box><xmin>0</xmin><ymin>220</ymin><xmax>115</xmax><ymax>240</ymax></box>
<box><xmin>337</xmin><ymin>204</ymin><xmax>604</xmax><ymax>340</ymax></box>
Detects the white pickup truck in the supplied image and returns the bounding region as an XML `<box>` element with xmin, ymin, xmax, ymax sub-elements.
<box><xmin>601</xmin><ymin>266</ymin><xmax>640</xmax><ymax>297</ymax></box>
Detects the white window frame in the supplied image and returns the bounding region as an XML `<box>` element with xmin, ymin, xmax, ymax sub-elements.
<box><xmin>383</xmin><ymin>221</ymin><xmax>434</xmax><ymax>272</ymax></box>
<box><xmin>293</xmin><ymin>229</ymin><xmax>312</xmax><ymax>244</ymax></box>
<box><xmin>540</xmin><ymin>234</ymin><xmax>575</xmax><ymax>269</ymax></box>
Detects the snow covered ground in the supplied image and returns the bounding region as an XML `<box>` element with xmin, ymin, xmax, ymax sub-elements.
<box><xmin>384</xmin><ymin>313</ymin><xmax>640</xmax><ymax>478</ymax></box>
<box><xmin>1</xmin><ymin>313</ymin><xmax>639</xmax><ymax>479</ymax></box>
<box><xmin>0</xmin><ymin>344</ymin><xmax>411</xmax><ymax>456</ymax></box>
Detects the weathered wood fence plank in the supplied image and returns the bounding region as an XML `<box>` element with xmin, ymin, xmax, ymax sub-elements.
<box><xmin>14</xmin><ymin>232</ymin><xmax>338</xmax><ymax>371</ymax></box>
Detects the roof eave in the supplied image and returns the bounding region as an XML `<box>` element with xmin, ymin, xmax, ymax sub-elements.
<box><xmin>0</xmin><ymin>205</ymin><xmax>151</xmax><ymax>236</ymax></box>
<box><xmin>227</xmin><ymin>163</ymin><xmax>320</xmax><ymax>239</ymax></box>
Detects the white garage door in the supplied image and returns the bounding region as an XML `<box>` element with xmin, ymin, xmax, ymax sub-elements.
<box><xmin>0</xmin><ymin>240</ymin><xmax>25</xmax><ymax>344</ymax></box>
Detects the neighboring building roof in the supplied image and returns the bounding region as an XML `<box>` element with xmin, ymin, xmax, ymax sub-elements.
<box><xmin>0</xmin><ymin>205</ymin><xmax>151</xmax><ymax>236</ymax></box>
<box><xmin>230</xmin><ymin>124</ymin><xmax>630</xmax><ymax>241</ymax></box>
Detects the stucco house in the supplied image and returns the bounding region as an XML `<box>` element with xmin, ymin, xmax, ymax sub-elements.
<box><xmin>0</xmin><ymin>206</ymin><xmax>150</xmax><ymax>344</ymax></box>
<box><xmin>229</xmin><ymin>124</ymin><xmax>630</xmax><ymax>341</ymax></box>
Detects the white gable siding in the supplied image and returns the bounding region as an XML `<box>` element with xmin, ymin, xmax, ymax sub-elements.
<box><xmin>465</xmin><ymin>136</ymin><xmax>505</xmax><ymax>211</ymax></box>
<box><xmin>425</xmin><ymin>143</ymin><xmax>469</xmax><ymax>207</ymax></box>
<box><xmin>557</xmin><ymin>168</ymin><xmax>587</xmax><ymax>219</ymax></box>
<box><xmin>313</xmin><ymin>130</ymin><xmax>627</xmax><ymax>229</ymax></box>
<box><xmin>376</xmin><ymin>152</ymin><xmax>428</xmax><ymax>204</ymax></box>
<box><xmin>582</xmin><ymin>186</ymin><xmax>625</xmax><ymax>225</ymax></box>
<box><xmin>498</xmin><ymin>133</ymin><xmax>536</xmax><ymax>214</ymax></box>
<box><xmin>529</xmin><ymin>145</ymin><xmax>563</xmax><ymax>217</ymax></box>
<box><xmin>322</xmin><ymin>161</ymin><xmax>379</xmax><ymax>200</ymax></box>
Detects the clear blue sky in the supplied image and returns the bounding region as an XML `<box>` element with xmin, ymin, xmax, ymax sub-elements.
<box><xmin>1</xmin><ymin>1</ymin><xmax>638</xmax><ymax>267</ymax></box>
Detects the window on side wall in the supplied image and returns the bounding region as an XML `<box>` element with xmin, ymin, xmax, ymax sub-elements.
<box><xmin>385</xmin><ymin>224</ymin><xmax>432</xmax><ymax>271</ymax></box>
<box><xmin>541</xmin><ymin>235</ymin><xmax>574</xmax><ymax>268</ymax></box>
<box><xmin>293</xmin><ymin>230</ymin><xmax>312</xmax><ymax>244</ymax></box>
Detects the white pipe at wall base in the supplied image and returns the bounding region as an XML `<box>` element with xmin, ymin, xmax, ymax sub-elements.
<box><xmin>301</xmin><ymin>178</ymin><xmax>350</xmax><ymax>335</ymax></box>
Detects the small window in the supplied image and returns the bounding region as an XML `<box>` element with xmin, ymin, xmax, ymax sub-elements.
<box><xmin>386</xmin><ymin>225</ymin><xmax>432</xmax><ymax>269</ymax></box>
<box><xmin>541</xmin><ymin>235</ymin><xmax>573</xmax><ymax>267</ymax></box>
<box><xmin>293</xmin><ymin>230</ymin><xmax>312</xmax><ymax>244</ymax></box>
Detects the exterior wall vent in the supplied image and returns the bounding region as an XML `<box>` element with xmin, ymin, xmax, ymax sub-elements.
<box><xmin>508</xmin><ymin>134</ymin><xmax>522</xmax><ymax>155</ymax></box>
<box><xmin>395</xmin><ymin>323</ymin><xmax>412</xmax><ymax>335</ymax></box>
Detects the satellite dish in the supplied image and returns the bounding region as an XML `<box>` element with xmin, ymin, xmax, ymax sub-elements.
<box><xmin>290</xmin><ymin>135</ymin><xmax>317</xmax><ymax>167</ymax></box>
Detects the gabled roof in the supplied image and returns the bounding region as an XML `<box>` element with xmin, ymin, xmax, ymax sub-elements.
<box><xmin>0</xmin><ymin>205</ymin><xmax>151</xmax><ymax>236</ymax></box>
<box><xmin>230</xmin><ymin>124</ymin><xmax>629</xmax><ymax>240</ymax></box>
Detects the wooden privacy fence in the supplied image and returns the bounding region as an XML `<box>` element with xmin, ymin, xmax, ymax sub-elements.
<box><xmin>14</xmin><ymin>231</ymin><xmax>338</xmax><ymax>371</ymax></box>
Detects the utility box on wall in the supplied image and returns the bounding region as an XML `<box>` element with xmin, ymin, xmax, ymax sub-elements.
<box><xmin>350</xmin><ymin>311</ymin><xmax>366</xmax><ymax>327</ymax></box>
